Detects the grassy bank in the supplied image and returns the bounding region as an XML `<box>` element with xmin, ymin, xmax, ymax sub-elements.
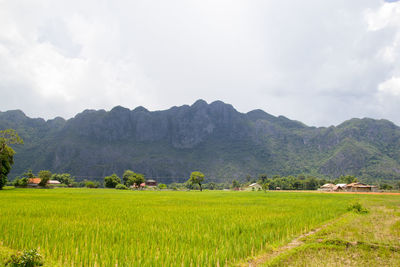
<box><xmin>250</xmin><ymin>194</ymin><xmax>400</xmax><ymax>266</ymax></box>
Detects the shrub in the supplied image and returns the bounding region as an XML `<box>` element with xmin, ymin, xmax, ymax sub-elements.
<box><xmin>115</xmin><ymin>184</ymin><xmax>128</xmax><ymax>190</ymax></box>
<box><xmin>347</xmin><ymin>202</ymin><xmax>369</xmax><ymax>214</ymax></box>
<box><xmin>6</xmin><ymin>248</ymin><xmax>44</xmax><ymax>266</ymax></box>
<box><xmin>85</xmin><ymin>181</ymin><xmax>99</xmax><ymax>188</ymax></box>
<box><xmin>104</xmin><ymin>174</ymin><xmax>121</xmax><ymax>188</ymax></box>
<box><xmin>158</xmin><ymin>183</ymin><xmax>167</xmax><ymax>189</ymax></box>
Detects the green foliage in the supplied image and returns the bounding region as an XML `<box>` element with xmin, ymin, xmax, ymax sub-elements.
<box><xmin>104</xmin><ymin>174</ymin><xmax>121</xmax><ymax>188</ymax></box>
<box><xmin>122</xmin><ymin>170</ymin><xmax>135</xmax><ymax>185</ymax></box>
<box><xmin>115</xmin><ymin>184</ymin><xmax>128</xmax><ymax>190</ymax></box>
<box><xmin>262</xmin><ymin>183</ymin><xmax>269</xmax><ymax>192</ymax></box>
<box><xmin>347</xmin><ymin>202</ymin><xmax>369</xmax><ymax>214</ymax></box>
<box><xmin>3</xmin><ymin>105</ymin><xmax>400</xmax><ymax>183</ymax></box>
<box><xmin>13</xmin><ymin>177</ymin><xmax>28</xmax><ymax>187</ymax></box>
<box><xmin>0</xmin><ymin>129</ymin><xmax>23</xmax><ymax>189</ymax></box>
<box><xmin>37</xmin><ymin>170</ymin><xmax>51</xmax><ymax>180</ymax></box>
<box><xmin>122</xmin><ymin>170</ymin><xmax>145</xmax><ymax>188</ymax></box>
<box><xmin>157</xmin><ymin>183</ymin><xmax>167</xmax><ymax>189</ymax></box>
<box><xmin>188</xmin><ymin>171</ymin><xmax>205</xmax><ymax>191</ymax></box>
<box><xmin>379</xmin><ymin>183</ymin><xmax>393</xmax><ymax>190</ymax></box>
<box><xmin>206</xmin><ymin>182</ymin><xmax>216</xmax><ymax>190</ymax></box>
<box><xmin>85</xmin><ymin>181</ymin><xmax>99</xmax><ymax>188</ymax></box>
<box><xmin>334</xmin><ymin>175</ymin><xmax>358</xmax><ymax>184</ymax></box>
<box><xmin>0</xmin><ymin>129</ymin><xmax>24</xmax><ymax>147</ymax></box>
<box><xmin>6</xmin><ymin>248</ymin><xmax>43</xmax><ymax>267</ymax></box>
<box><xmin>259</xmin><ymin>174</ymin><xmax>268</xmax><ymax>184</ymax></box>
<box><xmin>232</xmin><ymin>180</ymin><xmax>240</xmax><ymax>189</ymax></box>
<box><xmin>51</xmin><ymin>173</ymin><xmax>74</xmax><ymax>186</ymax></box>
<box><xmin>37</xmin><ymin>170</ymin><xmax>51</xmax><ymax>187</ymax></box>
<box><xmin>22</xmin><ymin>170</ymin><xmax>35</xmax><ymax>179</ymax></box>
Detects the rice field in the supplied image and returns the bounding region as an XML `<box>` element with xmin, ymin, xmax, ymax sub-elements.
<box><xmin>0</xmin><ymin>189</ymin><xmax>358</xmax><ymax>266</ymax></box>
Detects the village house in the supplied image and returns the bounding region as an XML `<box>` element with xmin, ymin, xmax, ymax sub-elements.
<box><xmin>332</xmin><ymin>183</ymin><xmax>347</xmax><ymax>191</ymax></box>
<box><xmin>130</xmin><ymin>182</ymin><xmax>146</xmax><ymax>189</ymax></box>
<box><xmin>345</xmin><ymin>182</ymin><xmax>378</xmax><ymax>192</ymax></box>
<box><xmin>318</xmin><ymin>183</ymin><xmax>336</xmax><ymax>192</ymax></box>
<box><xmin>27</xmin><ymin>178</ymin><xmax>41</xmax><ymax>187</ymax></box>
<box><xmin>146</xmin><ymin>179</ymin><xmax>157</xmax><ymax>187</ymax></box>
<box><xmin>27</xmin><ymin>178</ymin><xmax>61</xmax><ymax>187</ymax></box>
<box><xmin>246</xmin><ymin>183</ymin><xmax>262</xmax><ymax>191</ymax></box>
<box><xmin>319</xmin><ymin>182</ymin><xmax>377</xmax><ymax>192</ymax></box>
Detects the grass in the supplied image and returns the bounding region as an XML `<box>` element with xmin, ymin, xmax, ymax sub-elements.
<box><xmin>258</xmin><ymin>194</ymin><xmax>400</xmax><ymax>267</ymax></box>
<box><xmin>0</xmin><ymin>189</ymin><xmax>358</xmax><ymax>266</ymax></box>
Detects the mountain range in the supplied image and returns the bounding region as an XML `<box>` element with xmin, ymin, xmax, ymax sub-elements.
<box><xmin>1</xmin><ymin>100</ymin><xmax>400</xmax><ymax>183</ymax></box>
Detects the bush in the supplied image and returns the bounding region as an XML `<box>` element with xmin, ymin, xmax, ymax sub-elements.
<box><xmin>6</xmin><ymin>248</ymin><xmax>44</xmax><ymax>266</ymax></box>
<box><xmin>104</xmin><ymin>174</ymin><xmax>121</xmax><ymax>188</ymax></box>
<box><xmin>158</xmin><ymin>183</ymin><xmax>167</xmax><ymax>189</ymax></box>
<box><xmin>115</xmin><ymin>184</ymin><xmax>128</xmax><ymax>190</ymax></box>
<box><xmin>85</xmin><ymin>181</ymin><xmax>99</xmax><ymax>188</ymax></box>
<box><xmin>347</xmin><ymin>202</ymin><xmax>369</xmax><ymax>214</ymax></box>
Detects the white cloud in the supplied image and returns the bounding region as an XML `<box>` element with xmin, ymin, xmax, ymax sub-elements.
<box><xmin>379</xmin><ymin>77</ymin><xmax>400</xmax><ymax>96</ymax></box>
<box><xmin>1</xmin><ymin>0</ymin><xmax>400</xmax><ymax>126</ymax></box>
<box><xmin>366</xmin><ymin>1</ymin><xmax>400</xmax><ymax>121</ymax></box>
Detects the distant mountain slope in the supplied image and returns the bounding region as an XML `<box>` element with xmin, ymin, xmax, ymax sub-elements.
<box><xmin>1</xmin><ymin>100</ymin><xmax>400</xmax><ymax>183</ymax></box>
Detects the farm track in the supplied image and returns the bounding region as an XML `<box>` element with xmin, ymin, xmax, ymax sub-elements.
<box><xmin>242</xmin><ymin>216</ymin><xmax>343</xmax><ymax>267</ymax></box>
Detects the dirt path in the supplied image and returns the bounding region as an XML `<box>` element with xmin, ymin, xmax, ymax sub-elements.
<box><xmin>242</xmin><ymin>218</ymin><xmax>338</xmax><ymax>267</ymax></box>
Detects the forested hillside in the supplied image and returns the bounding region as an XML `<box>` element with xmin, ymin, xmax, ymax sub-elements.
<box><xmin>1</xmin><ymin>100</ymin><xmax>400</xmax><ymax>183</ymax></box>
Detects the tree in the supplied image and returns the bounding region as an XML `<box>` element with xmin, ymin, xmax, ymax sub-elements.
<box><xmin>259</xmin><ymin>174</ymin><xmax>268</xmax><ymax>184</ymax></box>
<box><xmin>232</xmin><ymin>180</ymin><xmax>240</xmax><ymax>190</ymax></box>
<box><xmin>304</xmin><ymin>176</ymin><xmax>319</xmax><ymax>190</ymax></box>
<box><xmin>335</xmin><ymin>175</ymin><xmax>358</xmax><ymax>184</ymax></box>
<box><xmin>13</xmin><ymin>177</ymin><xmax>28</xmax><ymax>187</ymax></box>
<box><xmin>380</xmin><ymin>183</ymin><xmax>393</xmax><ymax>190</ymax></box>
<box><xmin>104</xmin><ymin>174</ymin><xmax>121</xmax><ymax>188</ymax></box>
<box><xmin>0</xmin><ymin>129</ymin><xmax>23</xmax><ymax>189</ymax></box>
<box><xmin>132</xmin><ymin>174</ymin><xmax>145</xmax><ymax>188</ymax></box>
<box><xmin>22</xmin><ymin>169</ymin><xmax>35</xmax><ymax>179</ymax></box>
<box><xmin>245</xmin><ymin>175</ymin><xmax>252</xmax><ymax>182</ymax></box>
<box><xmin>207</xmin><ymin>182</ymin><xmax>216</xmax><ymax>190</ymax></box>
<box><xmin>122</xmin><ymin>170</ymin><xmax>135</xmax><ymax>185</ymax></box>
<box><xmin>38</xmin><ymin>170</ymin><xmax>52</xmax><ymax>186</ymax></box>
<box><xmin>262</xmin><ymin>182</ymin><xmax>269</xmax><ymax>192</ymax></box>
<box><xmin>188</xmin><ymin>171</ymin><xmax>205</xmax><ymax>191</ymax></box>
<box><xmin>122</xmin><ymin>170</ymin><xmax>145</xmax><ymax>188</ymax></box>
<box><xmin>52</xmin><ymin>173</ymin><xmax>75</xmax><ymax>186</ymax></box>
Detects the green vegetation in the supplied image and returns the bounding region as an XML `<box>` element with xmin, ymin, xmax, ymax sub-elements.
<box><xmin>51</xmin><ymin>173</ymin><xmax>74</xmax><ymax>186</ymax></box>
<box><xmin>115</xmin><ymin>184</ymin><xmax>128</xmax><ymax>190</ymax></box>
<box><xmin>122</xmin><ymin>170</ymin><xmax>145</xmax><ymax>188</ymax></box>
<box><xmin>84</xmin><ymin>180</ymin><xmax>99</xmax><ymax>188</ymax></box>
<box><xmin>2</xmin><ymin>103</ymin><xmax>400</xmax><ymax>185</ymax></box>
<box><xmin>103</xmin><ymin>174</ymin><xmax>121</xmax><ymax>188</ymax></box>
<box><xmin>187</xmin><ymin>171</ymin><xmax>205</xmax><ymax>191</ymax></box>
<box><xmin>256</xmin><ymin>195</ymin><xmax>400</xmax><ymax>266</ymax></box>
<box><xmin>38</xmin><ymin>170</ymin><xmax>51</xmax><ymax>187</ymax></box>
<box><xmin>0</xmin><ymin>129</ymin><xmax>23</xmax><ymax>189</ymax></box>
<box><xmin>6</xmin><ymin>248</ymin><xmax>43</xmax><ymax>267</ymax></box>
<box><xmin>0</xmin><ymin>189</ymin><xmax>359</xmax><ymax>266</ymax></box>
<box><xmin>347</xmin><ymin>202</ymin><xmax>369</xmax><ymax>214</ymax></box>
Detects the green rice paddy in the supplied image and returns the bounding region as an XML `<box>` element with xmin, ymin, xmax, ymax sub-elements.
<box><xmin>0</xmin><ymin>189</ymin><xmax>358</xmax><ymax>266</ymax></box>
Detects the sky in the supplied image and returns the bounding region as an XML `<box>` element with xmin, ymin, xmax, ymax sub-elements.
<box><xmin>1</xmin><ymin>0</ymin><xmax>400</xmax><ymax>127</ymax></box>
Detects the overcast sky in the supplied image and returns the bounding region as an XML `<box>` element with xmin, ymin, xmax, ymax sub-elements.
<box><xmin>1</xmin><ymin>0</ymin><xmax>400</xmax><ymax>127</ymax></box>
